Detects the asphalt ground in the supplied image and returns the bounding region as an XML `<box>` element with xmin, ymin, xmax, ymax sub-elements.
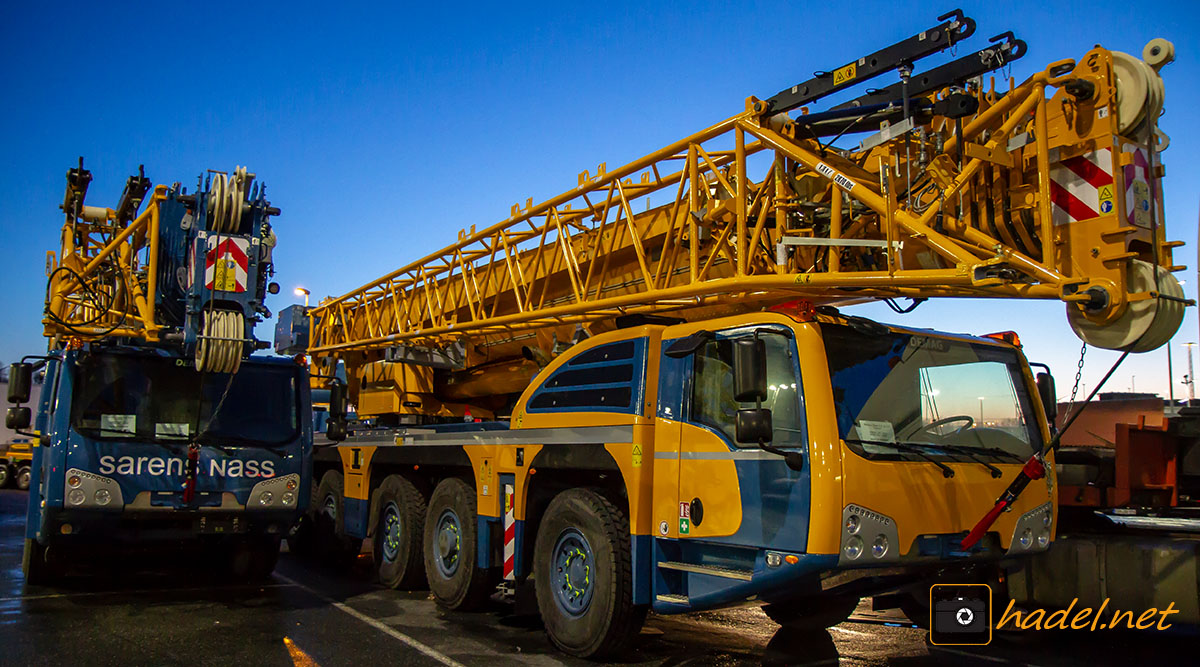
<box><xmin>0</xmin><ymin>488</ymin><xmax>1193</xmax><ymax>666</ymax></box>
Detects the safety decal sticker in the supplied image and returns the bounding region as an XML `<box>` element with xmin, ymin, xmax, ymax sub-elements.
<box><xmin>815</xmin><ymin>162</ymin><xmax>856</xmax><ymax>192</ymax></box>
<box><xmin>204</xmin><ymin>237</ymin><xmax>250</xmax><ymax>292</ymax></box>
<box><xmin>632</xmin><ymin>444</ymin><xmax>643</xmax><ymax>468</ymax></box>
<box><xmin>833</xmin><ymin>62</ymin><xmax>856</xmax><ymax>86</ymax></box>
<box><xmin>1123</xmin><ymin>147</ymin><xmax>1154</xmax><ymax>229</ymax></box>
<box><xmin>1049</xmin><ymin>147</ymin><xmax>1113</xmax><ymax>225</ymax></box>
<box><xmin>659</xmin><ymin>520</ymin><xmax>669</xmax><ymax>536</ymax></box>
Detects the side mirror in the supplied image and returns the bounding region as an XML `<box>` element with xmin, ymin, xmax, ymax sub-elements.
<box><xmin>7</xmin><ymin>363</ymin><xmax>32</xmax><ymax>403</ymax></box>
<box><xmin>733</xmin><ymin>338</ymin><xmax>767</xmax><ymax>403</ymax></box>
<box><xmin>329</xmin><ymin>381</ymin><xmax>348</xmax><ymax>421</ymax></box>
<box><xmin>736</xmin><ymin>408</ymin><xmax>773</xmax><ymax>444</ymax></box>
<box><xmin>1036</xmin><ymin>372</ymin><xmax>1058</xmax><ymax>423</ymax></box>
<box><xmin>6</xmin><ymin>407</ymin><xmax>31</xmax><ymax>430</ymax></box>
<box><xmin>326</xmin><ymin>418</ymin><xmax>347</xmax><ymax>442</ymax></box>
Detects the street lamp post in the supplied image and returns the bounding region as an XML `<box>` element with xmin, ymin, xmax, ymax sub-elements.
<box><xmin>1186</xmin><ymin>342</ymin><xmax>1197</xmax><ymax>404</ymax></box>
<box><xmin>294</xmin><ymin>287</ymin><xmax>310</xmax><ymax>308</ymax></box>
<box><xmin>978</xmin><ymin>396</ymin><xmax>985</xmax><ymax>424</ymax></box>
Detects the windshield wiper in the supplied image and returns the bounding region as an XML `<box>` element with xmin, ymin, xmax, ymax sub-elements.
<box><xmin>938</xmin><ymin>444</ymin><xmax>1025</xmax><ymax>463</ymax></box>
<box><xmin>845</xmin><ymin>438</ymin><xmax>955</xmax><ymax>478</ymax></box>
<box><xmin>932</xmin><ymin>444</ymin><xmax>1003</xmax><ymax>478</ymax></box>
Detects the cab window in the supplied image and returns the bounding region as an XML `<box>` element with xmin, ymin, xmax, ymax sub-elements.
<box><xmin>689</xmin><ymin>331</ymin><xmax>804</xmax><ymax>448</ymax></box>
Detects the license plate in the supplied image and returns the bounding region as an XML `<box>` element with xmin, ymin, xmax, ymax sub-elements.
<box><xmin>196</xmin><ymin>516</ymin><xmax>244</xmax><ymax>534</ymax></box>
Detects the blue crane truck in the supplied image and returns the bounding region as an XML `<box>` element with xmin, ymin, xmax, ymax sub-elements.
<box><xmin>5</xmin><ymin>161</ymin><xmax>312</xmax><ymax>583</ymax></box>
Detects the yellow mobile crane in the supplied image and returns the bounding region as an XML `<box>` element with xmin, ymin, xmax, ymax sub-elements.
<box><xmin>284</xmin><ymin>12</ymin><xmax>1184</xmax><ymax>657</ymax></box>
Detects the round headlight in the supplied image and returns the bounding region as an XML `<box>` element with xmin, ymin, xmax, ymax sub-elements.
<box><xmin>68</xmin><ymin>489</ymin><xmax>86</xmax><ymax>505</ymax></box>
<box><xmin>259</xmin><ymin>491</ymin><xmax>274</xmax><ymax>506</ymax></box>
<box><xmin>871</xmin><ymin>534</ymin><xmax>889</xmax><ymax>558</ymax></box>
<box><xmin>1037</xmin><ymin>531</ymin><xmax>1050</xmax><ymax>548</ymax></box>
<box><xmin>844</xmin><ymin>536</ymin><xmax>864</xmax><ymax>560</ymax></box>
<box><xmin>845</xmin><ymin>514</ymin><xmax>860</xmax><ymax>535</ymax></box>
<box><xmin>68</xmin><ymin>475</ymin><xmax>82</xmax><ymax>488</ymax></box>
<box><xmin>282</xmin><ymin>492</ymin><xmax>295</xmax><ymax>506</ymax></box>
<box><xmin>94</xmin><ymin>488</ymin><xmax>112</xmax><ymax>506</ymax></box>
<box><xmin>1019</xmin><ymin>528</ymin><xmax>1033</xmax><ymax>549</ymax></box>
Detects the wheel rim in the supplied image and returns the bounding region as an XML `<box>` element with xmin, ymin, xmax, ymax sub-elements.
<box><xmin>18</xmin><ymin>470</ymin><xmax>30</xmax><ymax>488</ymax></box>
<box><xmin>551</xmin><ymin>528</ymin><xmax>595</xmax><ymax>617</ymax></box>
<box><xmin>322</xmin><ymin>494</ymin><xmax>337</xmax><ymax>520</ymax></box>
<box><xmin>433</xmin><ymin>509</ymin><xmax>462</xmax><ymax>578</ymax></box>
<box><xmin>381</xmin><ymin>501</ymin><xmax>402</xmax><ymax>563</ymax></box>
<box><xmin>0</xmin><ymin>468</ymin><xmax>8</xmax><ymax>485</ymax></box>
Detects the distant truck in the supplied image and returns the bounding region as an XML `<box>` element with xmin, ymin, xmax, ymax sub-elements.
<box><xmin>0</xmin><ymin>440</ymin><xmax>33</xmax><ymax>490</ymax></box>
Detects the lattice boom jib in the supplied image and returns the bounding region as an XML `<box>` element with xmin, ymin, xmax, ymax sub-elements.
<box><xmin>309</xmin><ymin>39</ymin><xmax>1184</xmax><ymax>371</ymax></box>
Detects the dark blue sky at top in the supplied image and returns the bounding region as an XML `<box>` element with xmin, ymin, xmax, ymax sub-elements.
<box><xmin>2</xmin><ymin>1</ymin><xmax>1199</xmax><ymax>399</ymax></box>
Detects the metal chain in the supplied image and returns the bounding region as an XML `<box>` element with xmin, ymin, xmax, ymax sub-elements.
<box><xmin>1062</xmin><ymin>342</ymin><xmax>1087</xmax><ymax>425</ymax></box>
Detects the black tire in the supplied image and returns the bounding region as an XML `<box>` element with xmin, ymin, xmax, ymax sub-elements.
<box><xmin>533</xmin><ymin>488</ymin><xmax>645</xmax><ymax>659</ymax></box>
<box><xmin>314</xmin><ymin>470</ymin><xmax>362</xmax><ymax>566</ymax></box>
<box><xmin>23</xmin><ymin>539</ymin><xmax>59</xmax><ymax>585</ymax></box>
<box><xmin>0</xmin><ymin>464</ymin><xmax>10</xmax><ymax>489</ymax></box>
<box><xmin>285</xmin><ymin>513</ymin><xmax>315</xmax><ymax>557</ymax></box>
<box><xmin>373</xmin><ymin>475</ymin><xmax>428</xmax><ymax>590</ymax></box>
<box><xmin>899</xmin><ymin>593</ymin><xmax>931</xmax><ymax>629</ymax></box>
<box><xmin>16</xmin><ymin>466</ymin><xmax>31</xmax><ymax>491</ymax></box>
<box><xmin>229</xmin><ymin>537</ymin><xmax>281</xmax><ymax>581</ymax></box>
<box><xmin>762</xmin><ymin>595</ymin><xmax>860</xmax><ymax>629</ymax></box>
<box><xmin>423</xmin><ymin>477</ymin><xmax>493</xmax><ymax>610</ymax></box>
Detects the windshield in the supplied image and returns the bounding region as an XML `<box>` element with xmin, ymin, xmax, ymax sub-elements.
<box><xmin>822</xmin><ymin>323</ymin><xmax>1041</xmax><ymax>460</ymax></box>
<box><xmin>70</xmin><ymin>352</ymin><xmax>300</xmax><ymax>446</ymax></box>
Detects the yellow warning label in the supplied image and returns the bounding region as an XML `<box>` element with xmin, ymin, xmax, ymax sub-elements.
<box><xmin>1097</xmin><ymin>185</ymin><xmax>1114</xmax><ymax>215</ymax></box>
<box><xmin>632</xmin><ymin>444</ymin><xmax>643</xmax><ymax>468</ymax></box>
<box><xmin>505</xmin><ymin>489</ymin><xmax>513</xmax><ymax>513</ymax></box>
<box><xmin>480</xmin><ymin>459</ymin><xmax>492</xmax><ymax>490</ymax></box>
<box><xmin>213</xmin><ymin>259</ymin><xmax>238</xmax><ymax>291</ymax></box>
<box><xmin>834</xmin><ymin>63</ymin><xmax>857</xmax><ymax>86</ymax></box>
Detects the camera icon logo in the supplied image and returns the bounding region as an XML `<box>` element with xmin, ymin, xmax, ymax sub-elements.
<box><xmin>929</xmin><ymin>583</ymin><xmax>992</xmax><ymax>646</ymax></box>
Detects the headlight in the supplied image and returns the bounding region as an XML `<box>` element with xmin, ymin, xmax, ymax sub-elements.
<box><xmin>247</xmin><ymin>474</ymin><xmax>301</xmax><ymax>509</ymax></box>
<box><xmin>844</xmin><ymin>536</ymin><xmax>864</xmax><ymax>560</ymax></box>
<box><xmin>64</xmin><ymin>468</ymin><xmax>124</xmax><ymax>508</ymax></box>
<box><xmin>871</xmin><ymin>534</ymin><xmax>889</xmax><ymax>559</ymax></box>
<box><xmin>1006</xmin><ymin>502</ymin><xmax>1053</xmax><ymax>555</ymax></box>
<box><xmin>840</xmin><ymin>504</ymin><xmax>900</xmax><ymax>565</ymax></box>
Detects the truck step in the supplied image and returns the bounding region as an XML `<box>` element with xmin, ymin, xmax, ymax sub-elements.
<box><xmin>657</xmin><ymin>561</ymin><xmax>753</xmax><ymax>581</ymax></box>
<box><xmin>656</xmin><ymin>594</ymin><xmax>690</xmax><ymax>605</ymax></box>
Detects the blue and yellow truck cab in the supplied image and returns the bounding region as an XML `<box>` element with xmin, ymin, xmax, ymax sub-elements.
<box><xmin>310</xmin><ymin>309</ymin><xmax>1056</xmax><ymax>658</ymax></box>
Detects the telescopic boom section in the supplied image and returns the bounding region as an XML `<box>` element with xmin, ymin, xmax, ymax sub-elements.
<box><xmin>309</xmin><ymin>23</ymin><xmax>1185</xmax><ymax>379</ymax></box>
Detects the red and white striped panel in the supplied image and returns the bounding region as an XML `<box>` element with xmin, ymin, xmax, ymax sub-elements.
<box><xmin>503</xmin><ymin>483</ymin><xmax>515</xmax><ymax>581</ymax></box>
<box><xmin>1123</xmin><ymin>147</ymin><xmax>1154</xmax><ymax>228</ymax></box>
<box><xmin>205</xmin><ymin>237</ymin><xmax>250</xmax><ymax>292</ymax></box>
<box><xmin>1049</xmin><ymin>147</ymin><xmax>1114</xmax><ymax>225</ymax></box>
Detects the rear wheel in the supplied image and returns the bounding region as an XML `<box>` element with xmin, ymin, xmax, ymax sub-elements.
<box><xmin>314</xmin><ymin>470</ymin><xmax>362</xmax><ymax>566</ymax></box>
<box><xmin>423</xmin><ymin>478</ymin><xmax>493</xmax><ymax>610</ymax></box>
<box><xmin>533</xmin><ymin>489</ymin><xmax>645</xmax><ymax>659</ymax></box>
<box><xmin>374</xmin><ymin>475</ymin><xmax>427</xmax><ymax>590</ymax></box>
<box><xmin>762</xmin><ymin>595</ymin><xmax>860</xmax><ymax>629</ymax></box>
<box><xmin>16</xmin><ymin>466</ymin><xmax>31</xmax><ymax>491</ymax></box>
<box><xmin>22</xmin><ymin>539</ymin><xmax>60</xmax><ymax>585</ymax></box>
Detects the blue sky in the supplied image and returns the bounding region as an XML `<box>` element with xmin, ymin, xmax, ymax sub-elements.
<box><xmin>3</xmin><ymin>1</ymin><xmax>1199</xmax><ymax>400</ymax></box>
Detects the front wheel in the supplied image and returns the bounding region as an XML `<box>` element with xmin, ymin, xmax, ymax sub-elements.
<box><xmin>762</xmin><ymin>595</ymin><xmax>860</xmax><ymax>629</ymax></box>
<box><xmin>533</xmin><ymin>489</ymin><xmax>645</xmax><ymax>659</ymax></box>
<box><xmin>0</xmin><ymin>464</ymin><xmax>10</xmax><ymax>488</ymax></box>
<box><xmin>23</xmin><ymin>539</ymin><xmax>60</xmax><ymax>585</ymax></box>
<box><xmin>314</xmin><ymin>470</ymin><xmax>362</xmax><ymax>566</ymax></box>
<box><xmin>16</xmin><ymin>466</ymin><xmax>31</xmax><ymax>491</ymax></box>
<box><xmin>423</xmin><ymin>477</ymin><xmax>493</xmax><ymax>610</ymax></box>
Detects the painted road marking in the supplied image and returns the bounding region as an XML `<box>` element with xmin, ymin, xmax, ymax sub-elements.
<box><xmin>277</xmin><ymin>574</ymin><xmax>464</xmax><ymax>667</ymax></box>
<box><xmin>0</xmin><ymin>582</ymin><xmax>298</xmax><ymax>602</ymax></box>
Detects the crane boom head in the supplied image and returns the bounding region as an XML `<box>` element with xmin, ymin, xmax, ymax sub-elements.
<box><xmin>44</xmin><ymin>162</ymin><xmax>283</xmax><ymax>373</ymax></box>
